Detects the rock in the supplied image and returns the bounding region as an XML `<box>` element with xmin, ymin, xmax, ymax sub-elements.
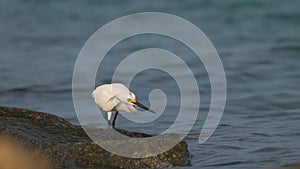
<box><xmin>0</xmin><ymin>106</ymin><xmax>190</xmax><ymax>169</ymax></box>
<box><xmin>272</xmin><ymin>164</ymin><xmax>300</xmax><ymax>169</ymax></box>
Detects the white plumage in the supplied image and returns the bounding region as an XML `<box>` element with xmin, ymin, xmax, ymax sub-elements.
<box><xmin>92</xmin><ymin>83</ymin><xmax>155</xmax><ymax>128</ymax></box>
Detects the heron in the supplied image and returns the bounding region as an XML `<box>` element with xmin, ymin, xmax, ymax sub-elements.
<box><xmin>92</xmin><ymin>83</ymin><xmax>155</xmax><ymax>128</ymax></box>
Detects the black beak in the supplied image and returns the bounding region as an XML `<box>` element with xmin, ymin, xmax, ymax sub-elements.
<box><xmin>134</xmin><ymin>101</ymin><xmax>156</xmax><ymax>114</ymax></box>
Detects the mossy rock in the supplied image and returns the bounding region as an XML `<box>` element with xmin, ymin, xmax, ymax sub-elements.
<box><xmin>0</xmin><ymin>106</ymin><xmax>190</xmax><ymax>169</ymax></box>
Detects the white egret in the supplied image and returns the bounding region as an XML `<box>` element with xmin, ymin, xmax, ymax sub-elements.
<box><xmin>92</xmin><ymin>83</ymin><xmax>155</xmax><ymax>128</ymax></box>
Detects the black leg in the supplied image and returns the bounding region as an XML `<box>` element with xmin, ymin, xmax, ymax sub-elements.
<box><xmin>112</xmin><ymin>111</ymin><xmax>119</xmax><ymax>128</ymax></box>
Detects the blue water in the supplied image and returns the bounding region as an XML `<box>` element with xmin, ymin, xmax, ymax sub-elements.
<box><xmin>1</xmin><ymin>0</ymin><xmax>300</xmax><ymax>168</ymax></box>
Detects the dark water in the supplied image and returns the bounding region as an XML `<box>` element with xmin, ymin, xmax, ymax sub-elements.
<box><xmin>1</xmin><ymin>0</ymin><xmax>300</xmax><ymax>168</ymax></box>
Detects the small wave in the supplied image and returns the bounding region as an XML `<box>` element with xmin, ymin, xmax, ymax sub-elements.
<box><xmin>0</xmin><ymin>85</ymin><xmax>71</xmax><ymax>94</ymax></box>
<box><xmin>271</xmin><ymin>45</ymin><xmax>300</xmax><ymax>52</ymax></box>
<box><xmin>250</xmin><ymin>147</ymin><xmax>290</xmax><ymax>153</ymax></box>
<box><xmin>201</xmin><ymin>160</ymin><xmax>244</xmax><ymax>167</ymax></box>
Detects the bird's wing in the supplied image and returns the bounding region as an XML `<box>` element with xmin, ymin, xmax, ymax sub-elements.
<box><xmin>93</xmin><ymin>83</ymin><xmax>135</xmax><ymax>112</ymax></box>
<box><xmin>108</xmin><ymin>92</ymin><xmax>137</xmax><ymax>113</ymax></box>
<box><xmin>92</xmin><ymin>87</ymin><xmax>120</xmax><ymax>112</ymax></box>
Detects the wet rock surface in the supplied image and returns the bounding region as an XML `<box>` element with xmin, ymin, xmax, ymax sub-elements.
<box><xmin>273</xmin><ymin>164</ymin><xmax>300</xmax><ymax>169</ymax></box>
<box><xmin>0</xmin><ymin>106</ymin><xmax>190</xmax><ymax>169</ymax></box>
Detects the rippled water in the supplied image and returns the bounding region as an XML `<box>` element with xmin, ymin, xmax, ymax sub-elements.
<box><xmin>1</xmin><ymin>0</ymin><xmax>300</xmax><ymax>168</ymax></box>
